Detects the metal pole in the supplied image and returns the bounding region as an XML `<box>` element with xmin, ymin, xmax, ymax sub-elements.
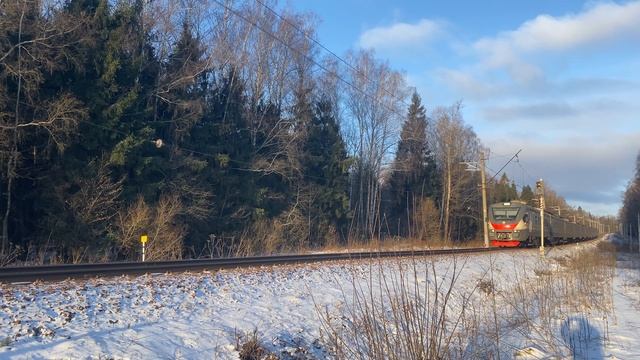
<box><xmin>637</xmin><ymin>213</ymin><xmax>639</xmax><ymax>254</ymax></box>
<box><xmin>536</xmin><ymin>179</ymin><xmax>545</xmax><ymax>256</ymax></box>
<box><xmin>540</xmin><ymin>203</ymin><xmax>544</xmax><ymax>255</ymax></box>
<box><xmin>142</xmin><ymin>243</ymin><xmax>146</xmax><ymax>262</ymax></box>
<box><xmin>480</xmin><ymin>151</ymin><xmax>489</xmax><ymax>248</ymax></box>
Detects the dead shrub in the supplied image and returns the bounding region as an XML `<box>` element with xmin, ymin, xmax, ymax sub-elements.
<box><xmin>113</xmin><ymin>193</ymin><xmax>186</xmax><ymax>261</ymax></box>
<box><xmin>317</xmin><ymin>241</ymin><xmax>617</xmax><ymax>359</ymax></box>
<box><xmin>317</xmin><ymin>256</ymin><xmax>484</xmax><ymax>360</ymax></box>
<box><xmin>236</xmin><ymin>329</ymin><xmax>275</xmax><ymax>360</ymax></box>
<box><xmin>413</xmin><ymin>197</ymin><xmax>441</xmax><ymax>243</ymax></box>
<box><xmin>477</xmin><ymin>279</ymin><xmax>494</xmax><ymax>295</ymax></box>
<box><xmin>501</xmin><ymin>242</ymin><xmax>616</xmax><ymax>356</ymax></box>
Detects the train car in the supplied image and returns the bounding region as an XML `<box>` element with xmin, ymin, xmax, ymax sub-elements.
<box><xmin>488</xmin><ymin>201</ymin><xmax>598</xmax><ymax>247</ymax></box>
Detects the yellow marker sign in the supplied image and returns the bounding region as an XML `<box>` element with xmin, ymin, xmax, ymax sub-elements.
<box><xmin>141</xmin><ymin>235</ymin><xmax>148</xmax><ymax>244</ymax></box>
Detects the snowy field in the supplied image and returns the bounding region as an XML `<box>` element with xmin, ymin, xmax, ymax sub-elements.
<box><xmin>1</xmin><ymin>235</ymin><xmax>639</xmax><ymax>359</ymax></box>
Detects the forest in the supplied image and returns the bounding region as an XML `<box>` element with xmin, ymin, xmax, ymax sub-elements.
<box><xmin>0</xmin><ymin>0</ymin><xmax>613</xmax><ymax>264</ymax></box>
<box><xmin>621</xmin><ymin>153</ymin><xmax>640</xmax><ymax>240</ymax></box>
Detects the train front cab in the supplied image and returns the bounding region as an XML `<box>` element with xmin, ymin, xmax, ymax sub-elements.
<box><xmin>488</xmin><ymin>202</ymin><xmax>531</xmax><ymax>247</ymax></box>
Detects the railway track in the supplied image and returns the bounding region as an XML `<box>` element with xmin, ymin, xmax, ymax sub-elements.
<box><xmin>0</xmin><ymin>246</ymin><xmax>521</xmax><ymax>283</ymax></box>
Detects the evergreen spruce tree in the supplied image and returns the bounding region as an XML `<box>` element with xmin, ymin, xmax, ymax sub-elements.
<box><xmin>520</xmin><ymin>184</ymin><xmax>535</xmax><ymax>204</ymax></box>
<box><xmin>491</xmin><ymin>173</ymin><xmax>518</xmax><ymax>203</ymax></box>
<box><xmin>190</xmin><ymin>69</ymin><xmax>255</xmax><ymax>236</ymax></box>
<box><xmin>301</xmin><ymin>97</ymin><xmax>351</xmax><ymax>244</ymax></box>
<box><xmin>386</xmin><ymin>92</ymin><xmax>438</xmax><ymax>237</ymax></box>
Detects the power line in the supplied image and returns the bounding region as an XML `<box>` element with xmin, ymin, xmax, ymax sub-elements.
<box><xmin>488</xmin><ymin>149</ymin><xmax>522</xmax><ymax>183</ymax></box>
<box><xmin>210</xmin><ymin>0</ymin><xmax>409</xmax><ymax>121</ymax></box>
<box><xmin>252</xmin><ymin>0</ymin><xmax>412</xmax><ymax>109</ymax></box>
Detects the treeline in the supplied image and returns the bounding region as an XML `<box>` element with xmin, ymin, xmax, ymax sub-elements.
<box><xmin>621</xmin><ymin>152</ymin><xmax>640</xmax><ymax>239</ymax></box>
<box><xmin>0</xmin><ymin>0</ymin><xmax>605</xmax><ymax>265</ymax></box>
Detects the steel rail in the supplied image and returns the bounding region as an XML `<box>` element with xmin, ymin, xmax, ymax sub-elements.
<box><xmin>0</xmin><ymin>247</ymin><xmax>520</xmax><ymax>283</ymax></box>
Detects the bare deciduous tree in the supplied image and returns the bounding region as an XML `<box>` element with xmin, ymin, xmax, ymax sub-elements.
<box><xmin>344</xmin><ymin>49</ymin><xmax>408</xmax><ymax>239</ymax></box>
<box><xmin>68</xmin><ymin>156</ymin><xmax>124</xmax><ymax>233</ymax></box>
<box><xmin>114</xmin><ymin>193</ymin><xmax>186</xmax><ymax>261</ymax></box>
<box><xmin>430</xmin><ymin>104</ymin><xmax>481</xmax><ymax>241</ymax></box>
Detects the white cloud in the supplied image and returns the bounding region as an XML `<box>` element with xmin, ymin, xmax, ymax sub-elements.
<box><xmin>492</xmin><ymin>1</ymin><xmax>640</xmax><ymax>52</ymax></box>
<box><xmin>358</xmin><ymin>19</ymin><xmax>443</xmax><ymax>50</ymax></box>
<box><xmin>473</xmin><ymin>1</ymin><xmax>640</xmax><ymax>83</ymax></box>
<box><xmin>425</xmin><ymin>3</ymin><xmax>640</xmax><ymax>216</ymax></box>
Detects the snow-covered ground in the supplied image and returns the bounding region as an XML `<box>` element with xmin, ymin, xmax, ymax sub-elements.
<box><xmin>0</xmin><ymin>235</ymin><xmax>638</xmax><ymax>359</ymax></box>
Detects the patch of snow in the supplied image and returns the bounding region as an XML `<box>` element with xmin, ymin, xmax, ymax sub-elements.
<box><xmin>0</xmin><ymin>236</ymin><xmax>637</xmax><ymax>359</ymax></box>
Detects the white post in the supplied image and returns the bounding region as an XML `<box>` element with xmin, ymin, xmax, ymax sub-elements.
<box><xmin>140</xmin><ymin>234</ymin><xmax>148</xmax><ymax>262</ymax></box>
<box><xmin>536</xmin><ymin>179</ymin><xmax>545</xmax><ymax>256</ymax></box>
<box><xmin>540</xmin><ymin>204</ymin><xmax>544</xmax><ymax>255</ymax></box>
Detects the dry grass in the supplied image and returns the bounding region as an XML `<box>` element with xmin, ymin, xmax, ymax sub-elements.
<box><xmin>235</xmin><ymin>329</ymin><xmax>276</xmax><ymax>360</ymax></box>
<box><xmin>500</xmin><ymin>241</ymin><xmax>616</xmax><ymax>357</ymax></box>
<box><xmin>316</xmin><ymin>256</ymin><xmax>486</xmax><ymax>359</ymax></box>
<box><xmin>317</xmin><ymin>240</ymin><xmax>617</xmax><ymax>359</ymax></box>
<box><xmin>310</xmin><ymin>236</ymin><xmax>485</xmax><ymax>254</ymax></box>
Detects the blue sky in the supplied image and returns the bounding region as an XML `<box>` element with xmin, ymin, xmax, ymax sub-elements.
<box><xmin>287</xmin><ymin>0</ymin><xmax>640</xmax><ymax>216</ymax></box>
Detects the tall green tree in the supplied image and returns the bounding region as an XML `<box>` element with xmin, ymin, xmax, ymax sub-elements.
<box><xmin>491</xmin><ymin>173</ymin><xmax>518</xmax><ymax>203</ymax></box>
<box><xmin>300</xmin><ymin>97</ymin><xmax>351</xmax><ymax>245</ymax></box>
<box><xmin>385</xmin><ymin>92</ymin><xmax>438</xmax><ymax>237</ymax></box>
<box><xmin>188</xmin><ymin>69</ymin><xmax>254</xmax><ymax>238</ymax></box>
<box><xmin>621</xmin><ymin>152</ymin><xmax>640</xmax><ymax>239</ymax></box>
<box><xmin>0</xmin><ymin>0</ymin><xmax>90</xmax><ymax>255</ymax></box>
<box><xmin>50</xmin><ymin>0</ymin><xmax>161</xmax><ymax>258</ymax></box>
<box><xmin>520</xmin><ymin>184</ymin><xmax>535</xmax><ymax>204</ymax></box>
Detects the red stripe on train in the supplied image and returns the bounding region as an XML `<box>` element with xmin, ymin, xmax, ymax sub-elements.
<box><xmin>491</xmin><ymin>223</ymin><xmax>516</xmax><ymax>230</ymax></box>
<box><xmin>491</xmin><ymin>240</ymin><xmax>521</xmax><ymax>247</ymax></box>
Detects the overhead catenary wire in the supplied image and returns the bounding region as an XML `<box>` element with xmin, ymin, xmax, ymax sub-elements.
<box><xmin>487</xmin><ymin>149</ymin><xmax>522</xmax><ymax>183</ymax></box>
<box><xmin>252</xmin><ymin>0</ymin><xmax>412</xmax><ymax>109</ymax></box>
<box><xmin>210</xmin><ymin>0</ymin><xmax>409</xmax><ymax>121</ymax></box>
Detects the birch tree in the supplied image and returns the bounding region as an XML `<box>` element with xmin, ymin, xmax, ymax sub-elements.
<box><xmin>430</xmin><ymin>103</ymin><xmax>481</xmax><ymax>241</ymax></box>
<box><xmin>344</xmin><ymin>50</ymin><xmax>408</xmax><ymax>239</ymax></box>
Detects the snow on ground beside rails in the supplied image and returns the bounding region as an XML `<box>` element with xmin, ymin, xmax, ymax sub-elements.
<box><xmin>0</xmin><ymin>237</ymin><xmax>638</xmax><ymax>359</ymax></box>
<box><xmin>608</xmin><ymin>248</ymin><xmax>640</xmax><ymax>359</ymax></box>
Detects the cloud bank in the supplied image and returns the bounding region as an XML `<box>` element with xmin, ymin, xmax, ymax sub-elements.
<box><xmin>473</xmin><ymin>1</ymin><xmax>640</xmax><ymax>83</ymax></box>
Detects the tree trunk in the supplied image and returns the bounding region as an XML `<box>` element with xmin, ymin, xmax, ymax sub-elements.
<box><xmin>2</xmin><ymin>5</ymin><xmax>25</xmax><ymax>255</ymax></box>
<box><xmin>443</xmin><ymin>147</ymin><xmax>452</xmax><ymax>241</ymax></box>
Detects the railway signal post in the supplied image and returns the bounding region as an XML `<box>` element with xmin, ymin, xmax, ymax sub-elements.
<box><xmin>536</xmin><ymin>179</ymin><xmax>545</xmax><ymax>255</ymax></box>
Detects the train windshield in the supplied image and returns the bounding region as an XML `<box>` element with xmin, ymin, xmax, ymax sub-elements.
<box><xmin>492</xmin><ymin>207</ymin><xmax>519</xmax><ymax>221</ymax></box>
